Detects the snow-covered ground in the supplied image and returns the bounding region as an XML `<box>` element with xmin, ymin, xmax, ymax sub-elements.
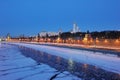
<box><xmin>0</xmin><ymin>43</ymin><xmax>81</xmax><ymax>80</ymax></box>
<box><xmin>9</xmin><ymin>42</ymin><xmax>120</xmax><ymax>74</ymax></box>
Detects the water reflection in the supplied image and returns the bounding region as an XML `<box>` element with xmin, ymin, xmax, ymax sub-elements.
<box><xmin>18</xmin><ymin>46</ymin><xmax>120</xmax><ymax>80</ymax></box>
<box><xmin>56</xmin><ymin>56</ymin><xmax>61</xmax><ymax>65</ymax></box>
<box><xmin>68</xmin><ymin>59</ymin><xmax>74</xmax><ymax>72</ymax></box>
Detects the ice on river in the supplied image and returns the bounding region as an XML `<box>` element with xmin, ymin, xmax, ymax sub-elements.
<box><xmin>10</xmin><ymin>42</ymin><xmax>120</xmax><ymax>74</ymax></box>
<box><xmin>0</xmin><ymin>43</ymin><xmax>81</xmax><ymax>80</ymax></box>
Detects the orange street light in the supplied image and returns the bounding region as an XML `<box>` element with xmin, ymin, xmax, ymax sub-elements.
<box><xmin>96</xmin><ymin>38</ymin><xmax>99</xmax><ymax>43</ymax></box>
<box><xmin>115</xmin><ymin>39</ymin><xmax>119</xmax><ymax>43</ymax></box>
<box><xmin>104</xmin><ymin>39</ymin><xmax>108</xmax><ymax>43</ymax></box>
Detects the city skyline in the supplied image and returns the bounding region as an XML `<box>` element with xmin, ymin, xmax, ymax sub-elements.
<box><xmin>0</xmin><ymin>1</ymin><xmax>120</xmax><ymax>79</ymax></box>
<box><xmin>0</xmin><ymin>0</ymin><xmax>120</xmax><ymax>36</ymax></box>
<box><xmin>0</xmin><ymin>23</ymin><xmax>120</xmax><ymax>37</ymax></box>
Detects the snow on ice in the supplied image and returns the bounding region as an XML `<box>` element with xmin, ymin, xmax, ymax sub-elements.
<box><xmin>0</xmin><ymin>43</ymin><xmax>81</xmax><ymax>80</ymax></box>
<box><xmin>9</xmin><ymin>42</ymin><xmax>120</xmax><ymax>74</ymax></box>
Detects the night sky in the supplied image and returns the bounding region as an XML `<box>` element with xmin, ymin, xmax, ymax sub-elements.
<box><xmin>0</xmin><ymin>0</ymin><xmax>120</xmax><ymax>36</ymax></box>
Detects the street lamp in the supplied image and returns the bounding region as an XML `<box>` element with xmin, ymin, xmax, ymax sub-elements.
<box><xmin>115</xmin><ymin>39</ymin><xmax>119</xmax><ymax>43</ymax></box>
<box><xmin>104</xmin><ymin>39</ymin><xmax>108</xmax><ymax>43</ymax></box>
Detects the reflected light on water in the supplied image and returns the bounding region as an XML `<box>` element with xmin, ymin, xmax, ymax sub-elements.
<box><xmin>18</xmin><ymin>45</ymin><xmax>120</xmax><ymax>80</ymax></box>
<box><xmin>56</xmin><ymin>56</ymin><xmax>61</xmax><ymax>63</ymax></box>
<box><xmin>83</xmin><ymin>64</ymin><xmax>88</xmax><ymax>69</ymax></box>
<box><xmin>0</xmin><ymin>43</ymin><xmax>1</xmax><ymax>47</ymax></box>
<box><xmin>68</xmin><ymin>58</ymin><xmax>74</xmax><ymax>72</ymax></box>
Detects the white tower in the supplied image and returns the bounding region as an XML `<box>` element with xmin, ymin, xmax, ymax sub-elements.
<box><xmin>73</xmin><ymin>23</ymin><xmax>76</xmax><ymax>33</ymax></box>
<box><xmin>73</xmin><ymin>23</ymin><xmax>80</xmax><ymax>33</ymax></box>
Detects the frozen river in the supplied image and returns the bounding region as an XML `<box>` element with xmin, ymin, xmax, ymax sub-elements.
<box><xmin>0</xmin><ymin>43</ymin><xmax>80</xmax><ymax>80</ymax></box>
<box><xmin>0</xmin><ymin>43</ymin><xmax>120</xmax><ymax>80</ymax></box>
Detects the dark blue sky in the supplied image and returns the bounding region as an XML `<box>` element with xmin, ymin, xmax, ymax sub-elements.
<box><xmin>0</xmin><ymin>0</ymin><xmax>120</xmax><ymax>36</ymax></box>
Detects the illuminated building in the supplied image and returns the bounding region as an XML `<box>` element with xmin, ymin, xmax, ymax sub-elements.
<box><xmin>83</xmin><ymin>33</ymin><xmax>93</xmax><ymax>45</ymax></box>
<box><xmin>39</xmin><ymin>31</ymin><xmax>59</xmax><ymax>37</ymax></box>
<box><xmin>83</xmin><ymin>34</ymin><xmax>92</xmax><ymax>41</ymax></box>
<box><xmin>71</xmin><ymin>23</ymin><xmax>80</xmax><ymax>33</ymax></box>
<box><xmin>6</xmin><ymin>33</ymin><xmax>11</xmax><ymax>41</ymax></box>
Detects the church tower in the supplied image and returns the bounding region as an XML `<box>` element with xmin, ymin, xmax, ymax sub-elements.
<box><xmin>72</xmin><ymin>23</ymin><xmax>80</xmax><ymax>33</ymax></box>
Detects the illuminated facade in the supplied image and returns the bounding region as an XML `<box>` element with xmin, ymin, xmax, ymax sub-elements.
<box><xmin>39</xmin><ymin>32</ymin><xmax>59</xmax><ymax>37</ymax></box>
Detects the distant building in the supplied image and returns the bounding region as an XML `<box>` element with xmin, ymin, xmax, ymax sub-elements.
<box><xmin>84</xmin><ymin>34</ymin><xmax>91</xmax><ymax>40</ymax></box>
<box><xmin>71</xmin><ymin>23</ymin><xmax>80</xmax><ymax>33</ymax></box>
<box><xmin>39</xmin><ymin>31</ymin><xmax>59</xmax><ymax>37</ymax></box>
<box><xmin>6</xmin><ymin>33</ymin><xmax>11</xmax><ymax>41</ymax></box>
